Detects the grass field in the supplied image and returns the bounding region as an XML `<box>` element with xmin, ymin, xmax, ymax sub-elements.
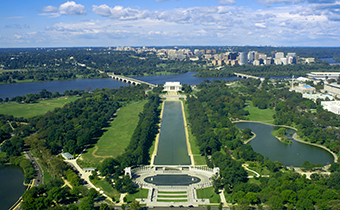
<box><xmin>93</xmin><ymin>178</ymin><xmax>121</xmax><ymax>201</ymax></box>
<box><xmin>158</xmin><ymin>191</ymin><xmax>187</xmax><ymax>194</ymax></box>
<box><xmin>157</xmin><ymin>199</ymin><xmax>188</xmax><ymax>202</ymax></box>
<box><xmin>182</xmin><ymin>99</ymin><xmax>206</xmax><ymax>165</ymax></box>
<box><xmin>244</xmin><ymin>100</ymin><xmax>275</xmax><ymax>124</ymax></box>
<box><xmin>125</xmin><ymin>188</ymin><xmax>150</xmax><ymax>202</ymax></box>
<box><xmin>79</xmin><ymin>100</ymin><xmax>147</xmax><ymax>166</ymax></box>
<box><xmin>196</xmin><ymin>187</ymin><xmax>220</xmax><ymax>203</ymax></box>
<box><xmin>157</xmin><ymin>195</ymin><xmax>188</xmax><ymax>198</ymax></box>
<box><xmin>0</xmin><ymin>96</ymin><xmax>81</xmax><ymax>118</ymax></box>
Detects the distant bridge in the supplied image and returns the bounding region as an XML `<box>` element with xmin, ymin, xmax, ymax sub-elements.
<box><xmin>109</xmin><ymin>73</ymin><xmax>157</xmax><ymax>87</ymax></box>
<box><xmin>234</xmin><ymin>73</ymin><xmax>265</xmax><ymax>81</ymax></box>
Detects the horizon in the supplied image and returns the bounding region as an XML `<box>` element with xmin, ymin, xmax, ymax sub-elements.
<box><xmin>1</xmin><ymin>0</ymin><xmax>340</xmax><ymax>48</ymax></box>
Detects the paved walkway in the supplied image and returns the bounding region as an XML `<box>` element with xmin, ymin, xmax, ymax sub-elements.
<box><xmin>64</xmin><ymin>155</ymin><xmax>114</xmax><ymax>204</ymax></box>
<box><xmin>242</xmin><ymin>164</ymin><xmax>260</xmax><ymax>178</ymax></box>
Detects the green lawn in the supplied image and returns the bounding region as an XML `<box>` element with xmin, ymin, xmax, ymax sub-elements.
<box><xmin>244</xmin><ymin>100</ymin><xmax>275</xmax><ymax>124</ymax></box>
<box><xmin>158</xmin><ymin>191</ymin><xmax>187</xmax><ymax>194</ymax></box>
<box><xmin>0</xmin><ymin>96</ymin><xmax>81</xmax><ymax>118</ymax></box>
<box><xmin>158</xmin><ymin>195</ymin><xmax>188</xmax><ymax>198</ymax></box>
<box><xmin>196</xmin><ymin>187</ymin><xmax>221</xmax><ymax>203</ymax></box>
<box><xmin>125</xmin><ymin>188</ymin><xmax>149</xmax><ymax>202</ymax></box>
<box><xmin>79</xmin><ymin>100</ymin><xmax>147</xmax><ymax>166</ymax></box>
<box><xmin>93</xmin><ymin>178</ymin><xmax>120</xmax><ymax>202</ymax></box>
<box><xmin>157</xmin><ymin>199</ymin><xmax>188</xmax><ymax>202</ymax></box>
<box><xmin>182</xmin><ymin>99</ymin><xmax>206</xmax><ymax>165</ymax></box>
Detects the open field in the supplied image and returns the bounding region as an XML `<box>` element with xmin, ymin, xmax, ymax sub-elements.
<box><xmin>79</xmin><ymin>100</ymin><xmax>147</xmax><ymax>166</ymax></box>
<box><xmin>196</xmin><ymin>187</ymin><xmax>220</xmax><ymax>203</ymax></box>
<box><xmin>244</xmin><ymin>100</ymin><xmax>275</xmax><ymax>124</ymax></box>
<box><xmin>182</xmin><ymin>99</ymin><xmax>206</xmax><ymax>165</ymax></box>
<box><xmin>93</xmin><ymin>178</ymin><xmax>121</xmax><ymax>201</ymax></box>
<box><xmin>125</xmin><ymin>188</ymin><xmax>149</xmax><ymax>203</ymax></box>
<box><xmin>0</xmin><ymin>96</ymin><xmax>81</xmax><ymax>118</ymax></box>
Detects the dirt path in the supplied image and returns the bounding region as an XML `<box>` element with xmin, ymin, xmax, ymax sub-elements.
<box><xmin>90</xmin><ymin>146</ymin><xmax>115</xmax><ymax>162</ymax></box>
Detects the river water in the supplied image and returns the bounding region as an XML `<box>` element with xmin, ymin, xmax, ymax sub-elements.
<box><xmin>0</xmin><ymin>165</ymin><xmax>26</xmax><ymax>210</ymax></box>
<box><xmin>320</xmin><ymin>58</ymin><xmax>340</xmax><ymax>65</ymax></box>
<box><xmin>0</xmin><ymin>72</ymin><xmax>238</xmax><ymax>99</ymax></box>
<box><xmin>235</xmin><ymin>122</ymin><xmax>334</xmax><ymax>167</ymax></box>
<box><xmin>153</xmin><ymin>101</ymin><xmax>191</xmax><ymax>165</ymax></box>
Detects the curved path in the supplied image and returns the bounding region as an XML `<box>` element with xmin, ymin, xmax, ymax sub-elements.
<box><xmin>242</xmin><ymin>164</ymin><xmax>260</xmax><ymax>178</ymax></box>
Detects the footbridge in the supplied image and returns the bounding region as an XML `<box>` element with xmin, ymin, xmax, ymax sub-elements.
<box><xmin>109</xmin><ymin>73</ymin><xmax>157</xmax><ymax>87</ymax></box>
<box><xmin>234</xmin><ymin>73</ymin><xmax>265</xmax><ymax>81</ymax></box>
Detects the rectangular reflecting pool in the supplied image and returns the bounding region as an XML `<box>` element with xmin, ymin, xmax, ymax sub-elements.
<box><xmin>153</xmin><ymin>101</ymin><xmax>191</xmax><ymax>165</ymax></box>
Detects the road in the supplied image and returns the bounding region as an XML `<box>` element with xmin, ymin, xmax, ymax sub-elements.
<box><xmin>24</xmin><ymin>150</ymin><xmax>44</xmax><ymax>186</ymax></box>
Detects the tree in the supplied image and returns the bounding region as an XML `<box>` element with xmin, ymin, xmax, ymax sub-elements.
<box><xmin>267</xmin><ymin>195</ymin><xmax>284</xmax><ymax>210</ymax></box>
<box><xmin>79</xmin><ymin>196</ymin><xmax>95</xmax><ymax>210</ymax></box>
<box><xmin>100</xmin><ymin>203</ymin><xmax>110</xmax><ymax>210</ymax></box>
<box><xmin>296</xmin><ymin>199</ymin><xmax>314</xmax><ymax>210</ymax></box>
<box><xmin>281</xmin><ymin>190</ymin><xmax>297</xmax><ymax>205</ymax></box>
<box><xmin>129</xmin><ymin>200</ymin><xmax>141</xmax><ymax>210</ymax></box>
<box><xmin>98</xmin><ymin>158</ymin><xmax>118</xmax><ymax>176</ymax></box>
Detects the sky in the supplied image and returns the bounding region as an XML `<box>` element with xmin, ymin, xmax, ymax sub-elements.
<box><xmin>1</xmin><ymin>0</ymin><xmax>340</xmax><ymax>48</ymax></box>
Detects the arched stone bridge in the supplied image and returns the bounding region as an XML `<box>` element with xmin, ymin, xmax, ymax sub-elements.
<box><xmin>109</xmin><ymin>73</ymin><xmax>157</xmax><ymax>87</ymax></box>
<box><xmin>234</xmin><ymin>73</ymin><xmax>265</xmax><ymax>81</ymax></box>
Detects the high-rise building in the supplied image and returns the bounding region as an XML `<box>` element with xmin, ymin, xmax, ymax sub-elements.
<box><xmin>248</xmin><ymin>51</ymin><xmax>256</xmax><ymax>63</ymax></box>
<box><xmin>287</xmin><ymin>53</ymin><xmax>297</xmax><ymax>64</ymax></box>
<box><xmin>228</xmin><ymin>52</ymin><xmax>238</xmax><ymax>60</ymax></box>
<box><xmin>239</xmin><ymin>52</ymin><xmax>248</xmax><ymax>65</ymax></box>
<box><xmin>275</xmin><ymin>52</ymin><xmax>284</xmax><ymax>59</ymax></box>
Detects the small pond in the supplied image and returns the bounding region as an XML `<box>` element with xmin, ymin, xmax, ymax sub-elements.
<box><xmin>235</xmin><ymin>122</ymin><xmax>334</xmax><ymax>167</ymax></box>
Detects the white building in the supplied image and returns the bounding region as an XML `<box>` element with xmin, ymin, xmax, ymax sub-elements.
<box><xmin>307</xmin><ymin>72</ymin><xmax>340</xmax><ymax>80</ymax></box>
<box><xmin>275</xmin><ymin>52</ymin><xmax>285</xmax><ymax>59</ymax></box>
<box><xmin>324</xmin><ymin>83</ymin><xmax>340</xmax><ymax>96</ymax></box>
<box><xmin>322</xmin><ymin>101</ymin><xmax>340</xmax><ymax>115</ymax></box>
<box><xmin>164</xmin><ymin>82</ymin><xmax>182</xmax><ymax>92</ymax></box>
<box><xmin>292</xmin><ymin>84</ymin><xmax>316</xmax><ymax>94</ymax></box>
<box><xmin>61</xmin><ymin>152</ymin><xmax>74</xmax><ymax>160</ymax></box>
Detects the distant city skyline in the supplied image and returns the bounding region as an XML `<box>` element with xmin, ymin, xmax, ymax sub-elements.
<box><xmin>1</xmin><ymin>0</ymin><xmax>340</xmax><ymax>48</ymax></box>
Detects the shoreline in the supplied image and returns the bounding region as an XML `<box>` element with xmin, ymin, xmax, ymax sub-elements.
<box><xmin>292</xmin><ymin>133</ymin><xmax>338</xmax><ymax>163</ymax></box>
<box><xmin>233</xmin><ymin>120</ymin><xmax>338</xmax><ymax>164</ymax></box>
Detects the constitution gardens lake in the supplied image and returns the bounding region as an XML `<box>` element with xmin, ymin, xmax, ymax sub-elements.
<box><xmin>0</xmin><ymin>165</ymin><xmax>26</xmax><ymax>210</ymax></box>
<box><xmin>235</xmin><ymin>122</ymin><xmax>334</xmax><ymax>167</ymax></box>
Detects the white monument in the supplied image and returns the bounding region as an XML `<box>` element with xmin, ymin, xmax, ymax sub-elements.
<box><xmin>164</xmin><ymin>82</ymin><xmax>182</xmax><ymax>92</ymax></box>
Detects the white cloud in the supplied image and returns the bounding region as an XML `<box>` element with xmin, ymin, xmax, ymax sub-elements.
<box><xmin>59</xmin><ymin>1</ymin><xmax>86</xmax><ymax>15</ymax></box>
<box><xmin>255</xmin><ymin>23</ymin><xmax>267</xmax><ymax>28</ymax></box>
<box><xmin>92</xmin><ymin>5</ymin><xmax>149</xmax><ymax>20</ymax></box>
<box><xmin>41</xmin><ymin>1</ymin><xmax>86</xmax><ymax>17</ymax></box>
<box><xmin>218</xmin><ymin>0</ymin><xmax>236</xmax><ymax>5</ymax></box>
<box><xmin>7</xmin><ymin>2</ymin><xmax>340</xmax><ymax>47</ymax></box>
<box><xmin>41</xmin><ymin>6</ymin><xmax>58</xmax><ymax>13</ymax></box>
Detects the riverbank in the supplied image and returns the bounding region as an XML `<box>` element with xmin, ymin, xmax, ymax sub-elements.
<box><xmin>292</xmin><ymin>133</ymin><xmax>338</xmax><ymax>164</ymax></box>
<box><xmin>243</xmin><ymin>132</ymin><xmax>256</xmax><ymax>144</ymax></box>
